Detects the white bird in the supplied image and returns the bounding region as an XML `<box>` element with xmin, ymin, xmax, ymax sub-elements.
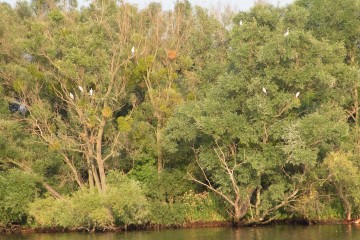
<box><xmin>69</xmin><ymin>92</ymin><xmax>74</xmax><ymax>100</ymax></box>
<box><xmin>78</xmin><ymin>86</ymin><xmax>84</xmax><ymax>92</ymax></box>
<box><xmin>262</xmin><ymin>87</ymin><xmax>267</xmax><ymax>94</ymax></box>
<box><xmin>295</xmin><ymin>91</ymin><xmax>300</xmax><ymax>98</ymax></box>
<box><xmin>239</xmin><ymin>20</ymin><xmax>243</xmax><ymax>26</ymax></box>
<box><xmin>131</xmin><ymin>46</ymin><xmax>135</xmax><ymax>56</ymax></box>
<box><xmin>89</xmin><ymin>88</ymin><xmax>93</xmax><ymax>96</ymax></box>
<box><xmin>284</xmin><ymin>28</ymin><xmax>289</xmax><ymax>37</ymax></box>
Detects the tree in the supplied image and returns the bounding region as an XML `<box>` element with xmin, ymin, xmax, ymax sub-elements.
<box><xmin>127</xmin><ymin>1</ymin><xmax>228</xmax><ymax>173</ymax></box>
<box><xmin>166</xmin><ymin>2</ymin><xmax>355</xmax><ymax>224</ymax></box>
<box><xmin>322</xmin><ymin>152</ymin><xmax>360</xmax><ymax>221</ymax></box>
<box><xmin>296</xmin><ymin>0</ymin><xmax>360</xmax><ymax>146</ymax></box>
<box><xmin>0</xmin><ymin>1</ymin><xmax>150</xmax><ymax>193</ymax></box>
<box><xmin>295</xmin><ymin>0</ymin><xmax>360</xmax><ymax>221</ymax></box>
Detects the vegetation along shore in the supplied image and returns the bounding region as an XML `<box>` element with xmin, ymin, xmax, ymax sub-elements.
<box><xmin>1</xmin><ymin>0</ymin><xmax>360</xmax><ymax>233</ymax></box>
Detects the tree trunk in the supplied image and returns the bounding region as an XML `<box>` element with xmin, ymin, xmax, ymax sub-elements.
<box><xmin>255</xmin><ymin>187</ymin><xmax>261</xmax><ymax>217</ymax></box>
<box><xmin>86</xmin><ymin>141</ymin><xmax>102</xmax><ymax>192</ymax></box>
<box><xmin>97</xmin><ymin>159</ymin><xmax>107</xmax><ymax>192</ymax></box>
<box><xmin>233</xmin><ymin>198</ymin><xmax>250</xmax><ymax>224</ymax></box>
<box><xmin>86</xmin><ymin>155</ymin><xmax>94</xmax><ymax>189</ymax></box>
<box><xmin>60</xmin><ymin>153</ymin><xmax>84</xmax><ymax>189</ymax></box>
<box><xmin>338</xmin><ymin>186</ymin><xmax>352</xmax><ymax>221</ymax></box>
<box><xmin>96</xmin><ymin>119</ymin><xmax>107</xmax><ymax>192</ymax></box>
<box><xmin>43</xmin><ymin>183</ymin><xmax>63</xmax><ymax>199</ymax></box>
<box><xmin>347</xmin><ymin>210</ymin><xmax>352</xmax><ymax>222</ymax></box>
<box><xmin>344</xmin><ymin>199</ymin><xmax>352</xmax><ymax>221</ymax></box>
<box><xmin>88</xmin><ymin>169</ymin><xmax>94</xmax><ymax>189</ymax></box>
<box><xmin>91</xmin><ymin>161</ymin><xmax>102</xmax><ymax>192</ymax></box>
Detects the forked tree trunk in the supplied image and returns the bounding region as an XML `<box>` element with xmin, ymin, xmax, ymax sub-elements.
<box><xmin>96</xmin><ymin>119</ymin><xmax>107</xmax><ymax>192</ymax></box>
<box><xmin>233</xmin><ymin>197</ymin><xmax>250</xmax><ymax>224</ymax></box>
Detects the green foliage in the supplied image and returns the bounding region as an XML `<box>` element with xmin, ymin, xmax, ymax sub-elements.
<box><xmin>292</xmin><ymin>188</ymin><xmax>344</xmax><ymax>221</ymax></box>
<box><xmin>296</xmin><ymin>0</ymin><xmax>360</xmax><ymax>49</ymax></box>
<box><xmin>106</xmin><ymin>171</ymin><xmax>148</xmax><ymax>225</ymax></box>
<box><xmin>0</xmin><ymin>169</ymin><xmax>37</xmax><ymax>224</ymax></box>
<box><xmin>180</xmin><ymin>191</ymin><xmax>227</xmax><ymax>222</ymax></box>
<box><xmin>148</xmin><ymin>192</ymin><xmax>226</xmax><ymax>226</ymax></box>
<box><xmin>29</xmin><ymin>173</ymin><xmax>148</xmax><ymax>229</ymax></box>
<box><xmin>148</xmin><ymin>201</ymin><xmax>187</xmax><ymax>225</ymax></box>
<box><xmin>323</xmin><ymin>152</ymin><xmax>360</xmax><ymax>216</ymax></box>
<box><xmin>2</xmin><ymin>0</ymin><xmax>360</xmax><ymax>228</ymax></box>
<box><xmin>166</xmin><ymin>0</ymin><xmax>356</xmax><ymax>224</ymax></box>
<box><xmin>48</xmin><ymin>10</ymin><xmax>64</xmax><ymax>23</ymax></box>
<box><xmin>117</xmin><ymin>116</ymin><xmax>133</xmax><ymax>133</ymax></box>
<box><xmin>142</xmin><ymin>170</ymin><xmax>227</xmax><ymax>226</ymax></box>
<box><xmin>29</xmin><ymin>192</ymin><xmax>113</xmax><ymax>229</ymax></box>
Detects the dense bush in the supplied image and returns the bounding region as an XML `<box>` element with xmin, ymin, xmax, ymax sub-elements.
<box><xmin>148</xmin><ymin>191</ymin><xmax>227</xmax><ymax>226</ymax></box>
<box><xmin>0</xmin><ymin>169</ymin><xmax>37</xmax><ymax>225</ymax></box>
<box><xmin>29</xmin><ymin>173</ymin><xmax>148</xmax><ymax>230</ymax></box>
<box><xmin>2</xmin><ymin>0</ymin><xmax>360</xmax><ymax>227</ymax></box>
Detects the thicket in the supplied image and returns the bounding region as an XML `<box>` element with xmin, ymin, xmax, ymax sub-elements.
<box><xmin>1</xmin><ymin>0</ymin><xmax>360</xmax><ymax>230</ymax></box>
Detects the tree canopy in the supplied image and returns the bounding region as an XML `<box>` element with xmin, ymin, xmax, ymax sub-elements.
<box><xmin>1</xmin><ymin>0</ymin><xmax>360</xmax><ymax>230</ymax></box>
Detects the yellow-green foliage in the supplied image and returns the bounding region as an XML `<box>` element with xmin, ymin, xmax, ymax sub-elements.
<box><xmin>117</xmin><ymin>116</ymin><xmax>134</xmax><ymax>133</ymax></box>
<box><xmin>0</xmin><ymin>170</ymin><xmax>37</xmax><ymax>225</ymax></box>
<box><xmin>148</xmin><ymin>191</ymin><xmax>227</xmax><ymax>226</ymax></box>
<box><xmin>181</xmin><ymin>191</ymin><xmax>227</xmax><ymax>222</ymax></box>
<box><xmin>291</xmin><ymin>188</ymin><xmax>343</xmax><ymax>221</ymax></box>
<box><xmin>29</xmin><ymin>174</ymin><xmax>148</xmax><ymax>229</ymax></box>
<box><xmin>28</xmin><ymin>192</ymin><xmax>113</xmax><ymax>229</ymax></box>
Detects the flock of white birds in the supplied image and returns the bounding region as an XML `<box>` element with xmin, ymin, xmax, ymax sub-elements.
<box><xmin>69</xmin><ymin>35</ymin><xmax>300</xmax><ymax>101</ymax></box>
<box><xmin>69</xmin><ymin>86</ymin><xmax>94</xmax><ymax>100</ymax></box>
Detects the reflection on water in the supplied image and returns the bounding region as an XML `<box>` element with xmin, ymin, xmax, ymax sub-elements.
<box><xmin>2</xmin><ymin>225</ymin><xmax>360</xmax><ymax>240</ymax></box>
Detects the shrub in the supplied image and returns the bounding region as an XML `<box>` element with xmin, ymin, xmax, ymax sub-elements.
<box><xmin>147</xmin><ymin>191</ymin><xmax>227</xmax><ymax>226</ymax></box>
<box><xmin>0</xmin><ymin>169</ymin><xmax>37</xmax><ymax>225</ymax></box>
<box><xmin>148</xmin><ymin>201</ymin><xmax>187</xmax><ymax>226</ymax></box>
<box><xmin>29</xmin><ymin>173</ymin><xmax>148</xmax><ymax>230</ymax></box>
<box><xmin>180</xmin><ymin>191</ymin><xmax>227</xmax><ymax>222</ymax></box>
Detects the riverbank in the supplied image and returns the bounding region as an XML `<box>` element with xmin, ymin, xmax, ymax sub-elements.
<box><xmin>0</xmin><ymin>221</ymin><xmax>231</xmax><ymax>234</ymax></box>
<box><xmin>1</xmin><ymin>219</ymin><xmax>355</xmax><ymax>235</ymax></box>
<box><xmin>4</xmin><ymin>224</ymin><xmax>360</xmax><ymax>240</ymax></box>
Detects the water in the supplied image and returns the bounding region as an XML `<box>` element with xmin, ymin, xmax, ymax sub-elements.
<box><xmin>1</xmin><ymin>225</ymin><xmax>360</xmax><ymax>240</ymax></box>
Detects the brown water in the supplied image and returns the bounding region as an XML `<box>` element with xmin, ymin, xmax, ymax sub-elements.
<box><xmin>1</xmin><ymin>225</ymin><xmax>360</xmax><ymax>240</ymax></box>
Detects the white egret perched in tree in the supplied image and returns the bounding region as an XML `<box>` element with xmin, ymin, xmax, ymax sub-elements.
<box><xmin>78</xmin><ymin>86</ymin><xmax>84</xmax><ymax>92</ymax></box>
<box><xmin>89</xmin><ymin>88</ymin><xmax>94</xmax><ymax>96</ymax></box>
<box><xmin>69</xmin><ymin>92</ymin><xmax>74</xmax><ymax>100</ymax></box>
<box><xmin>131</xmin><ymin>46</ymin><xmax>135</xmax><ymax>56</ymax></box>
<box><xmin>284</xmin><ymin>28</ymin><xmax>289</xmax><ymax>37</ymax></box>
<box><xmin>295</xmin><ymin>91</ymin><xmax>300</xmax><ymax>98</ymax></box>
<box><xmin>239</xmin><ymin>20</ymin><xmax>243</xmax><ymax>26</ymax></box>
<box><xmin>262</xmin><ymin>87</ymin><xmax>267</xmax><ymax>94</ymax></box>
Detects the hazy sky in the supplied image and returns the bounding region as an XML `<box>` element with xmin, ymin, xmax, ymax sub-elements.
<box><xmin>125</xmin><ymin>0</ymin><xmax>295</xmax><ymax>11</ymax></box>
<box><xmin>1</xmin><ymin>0</ymin><xmax>294</xmax><ymax>11</ymax></box>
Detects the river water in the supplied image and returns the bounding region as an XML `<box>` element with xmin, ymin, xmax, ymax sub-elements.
<box><xmin>1</xmin><ymin>225</ymin><xmax>360</xmax><ymax>240</ymax></box>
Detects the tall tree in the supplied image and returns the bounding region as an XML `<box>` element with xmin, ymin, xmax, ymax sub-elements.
<box><xmin>126</xmin><ymin>1</ymin><xmax>228</xmax><ymax>173</ymax></box>
<box><xmin>166</xmin><ymin>2</ymin><xmax>355</xmax><ymax>224</ymax></box>
<box><xmin>0</xmin><ymin>1</ymin><xmax>148</xmax><ymax>193</ymax></box>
